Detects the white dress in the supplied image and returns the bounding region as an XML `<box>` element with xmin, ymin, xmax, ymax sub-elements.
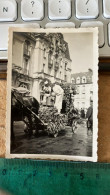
<box><xmin>53</xmin><ymin>84</ymin><xmax>64</xmax><ymax>113</ymax></box>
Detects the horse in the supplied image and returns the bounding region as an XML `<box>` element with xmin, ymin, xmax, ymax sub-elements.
<box><xmin>11</xmin><ymin>90</ymin><xmax>40</xmax><ymax>139</ymax></box>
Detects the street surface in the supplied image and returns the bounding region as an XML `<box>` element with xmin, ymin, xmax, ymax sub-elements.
<box><xmin>11</xmin><ymin>120</ymin><xmax>92</xmax><ymax>157</ymax></box>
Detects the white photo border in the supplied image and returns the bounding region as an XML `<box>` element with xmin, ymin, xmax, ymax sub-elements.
<box><xmin>6</xmin><ymin>27</ymin><xmax>99</xmax><ymax>162</ymax></box>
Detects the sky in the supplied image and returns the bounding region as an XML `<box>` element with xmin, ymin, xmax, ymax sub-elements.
<box><xmin>63</xmin><ymin>33</ymin><xmax>93</xmax><ymax>74</ymax></box>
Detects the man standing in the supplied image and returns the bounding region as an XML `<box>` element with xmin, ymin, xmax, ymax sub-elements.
<box><xmin>86</xmin><ymin>100</ymin><xmax>93</xmax><ymax>131</ymax></box>
<box><xmin>51</xmin><ymin>78</ymin><xmax>64</xmax><ymax>113</ymax></box>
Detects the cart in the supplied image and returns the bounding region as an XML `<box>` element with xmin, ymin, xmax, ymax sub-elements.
<box><xmin>11</xmin><ymin>87</ymin><xmax>80</xmax><ymax>138</ymax></box>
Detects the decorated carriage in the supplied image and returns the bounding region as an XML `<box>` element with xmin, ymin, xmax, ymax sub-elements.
<box><xmin>11</xmin><ymin>83</ymin><xmax>79</xmax><ymax>138</ymax></box>
<box><xmin>11</xmin><ymin>87</ymin><xmax>67</xmax><ymax>138</ymax></box>
<box><xmin>38</xmin><ymin>81</ymin><xmax>80</xmax><ymax>137</ymax></box>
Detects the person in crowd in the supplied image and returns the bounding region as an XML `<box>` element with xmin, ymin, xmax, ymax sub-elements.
<box><xmin>51</xmin><ymin>78</ymin><xmax>64</xmax><ymax>113</ymax></box>
<box><xmin>86</xmin><ymin>100</ymin><xmax>93</xmax><ymax>132</ymax></box>
<box><xmin>81</xmin><ymin>108</ymin><xmax>85</xmax><ymax>118</ymax></box>
<box><xmin>50</xmin><ymin>91</ymin><xmax>56</xmax><ymax>106</ymax></box>
<box><xmin>68</xmin><ymin>104</ymin><xmax>79</xmax><ymax>126</ymax></box>
<box><xmin>42</xmin><ymin>81</ymin><xmax>51</xmax><ymax>106</ymax></box>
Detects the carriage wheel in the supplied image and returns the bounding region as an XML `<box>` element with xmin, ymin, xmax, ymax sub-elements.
<box><xmin>23</xmin><ymin>115</ymin><xmax>32</xmax><ymax>135</ymax></box>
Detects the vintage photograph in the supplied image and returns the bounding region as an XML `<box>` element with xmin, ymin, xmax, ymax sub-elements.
<box><xmin>6</xmin><ymin>28</ymin><xmax>98</xmax><ymax>161</ymax></box>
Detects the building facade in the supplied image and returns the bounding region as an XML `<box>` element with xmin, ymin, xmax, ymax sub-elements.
<box><xmin>12</xmin><ymin>32</ymin><xmax>72</xmax><ymax>102</ymax></box>
<box><xmin>71</xmin><ymin>69</ymin><xmax>93</xmax><ymax>110</ymax></box>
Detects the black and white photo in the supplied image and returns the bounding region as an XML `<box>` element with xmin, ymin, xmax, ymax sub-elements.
<box><xmin>6</xmin><ymin>28</ymin><xmax>98</xmax><ymax>161</ymax></box>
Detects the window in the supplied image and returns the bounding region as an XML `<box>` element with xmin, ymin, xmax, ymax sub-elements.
<box><xmin>71</xmin><ymin>78</ymin><xmax>75</xmax><ymax>84</ymax></box>
<box><xmin>39</xmin><ymin>82</ymin><xmax>44</xmax><ymax>102</ymax></box>
<box><xmin>64</xmin><ymin>75</ymin><xmax>67</xmax><ymax>81</ymax></box>
<box><xmin>82</xmin><ymin>76</ymin><xmax>86</xmax><ymax>83</ymax></box>
<box><xmin>24</xmin><ymin>40</ymin><xmax>30</xmax><ymax>56</ymax></box>
<box><xmin>77</xmin><ymin>86</ymin><xmax>80</xmax><ymax>94</ymax></box>
<box><xmin>23</xmin><ymin>40</ymin><xmax>30</xmax><ymax>75</ymax></box>
<box><xmin>65</xmin><ymin>62</ymin><xmax>67</xmax><ymax>70</ymax></box>
<box><xmin>43</xmin><ymin>63</ymin><xmax>45</xmax><ymax>71</ymax></box>
<box><xmin>54</xmin><ymin>70</ymin><xmax>57</xmax><ymax>78</ymax></box>
<box><xmin>76</xmin><ymin>77</ymin><xmax>80</xmax><ymax>84</ymax></box>
<box><xmin>82</xmin><ymin>85</ymin><xmax>85</xmax><ymax>94</ymax></box>
<box><xmin>43</xmin><ymin>48</ymin><xmax>46</xmax><ymax>59</ymax></box>
<box><xmin>48</xmin><ymin>54</ymin><xmax>53</xmax><ymax>67</ymax></box>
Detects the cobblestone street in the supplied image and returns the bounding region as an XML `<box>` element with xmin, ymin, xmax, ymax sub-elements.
<box><xmin>11</xmin><ymin>120</ymin><xmax>92</xmax><ymax>157</ymax></box>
